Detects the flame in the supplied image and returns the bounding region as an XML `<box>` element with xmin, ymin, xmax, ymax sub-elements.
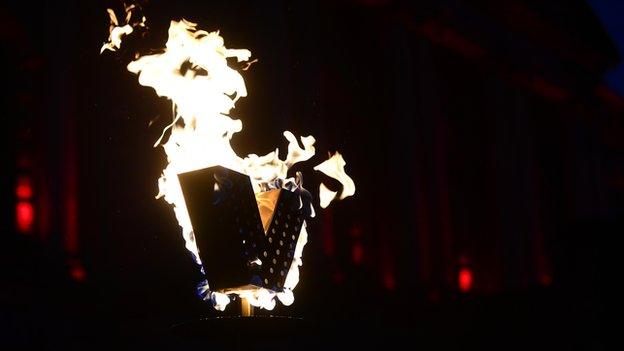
<box><xmin>318</xmin><ymin>183</ymin><xmax>338</xmax><ymax>209</ymax></box>
<box><xmin>314</xmin><ymin>152</ymin><xmax>356</xmax><ymax>208</ymax></box>
<box><xmin>101</xmin><ymin>5</ymin><xmax>146</xmax><ymax>53</ymax></box>
<box><xmin>103</xmin><ymin>14</ymin><xmax>355</xmax><ymax>311</ymax></box>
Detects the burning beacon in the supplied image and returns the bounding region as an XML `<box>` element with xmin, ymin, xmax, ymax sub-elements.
<box><xmin>101</xmin><ymin>6</ymin><xmax>355</xmax><ymax>313</ymax></box>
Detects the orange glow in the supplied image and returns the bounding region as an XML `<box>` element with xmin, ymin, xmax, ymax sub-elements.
<box><xmin>458</xmin><ymin>267</ymin><xmax>473</xmax><ymax>292</ymax></box>
<box><xmin>16</xmin><ymin>201</ymin><xmax>35</xmax><ymax>233</ymax></box>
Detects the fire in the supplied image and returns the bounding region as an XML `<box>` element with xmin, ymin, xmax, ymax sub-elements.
<box><xmin>102</xmin><ymin>9</ymin><xmax>354</xmax><ymax>311</ymax></box>
<box><xmin>315</xmin><ymin>152</ymin><xmax>356</xmax><ymax>208</ymax></box>
<box><xmin>100</xmin><ymin>4</ymin><xmax>145</xmax><ymax>53</ymax></box>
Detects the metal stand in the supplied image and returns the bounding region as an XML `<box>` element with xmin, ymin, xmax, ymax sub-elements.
<box><xmin>240</xmin><ymin>298</ymin><xmax>254</xmax><ymax>317</ymax></box>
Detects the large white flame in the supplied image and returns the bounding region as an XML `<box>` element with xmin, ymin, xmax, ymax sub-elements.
<box><xmin>103</xmin><ymin>12</ymin><xmax>355</xmax><ymax>311</ymax></box>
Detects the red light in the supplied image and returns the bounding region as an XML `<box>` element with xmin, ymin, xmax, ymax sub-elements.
<box><xmin>540</xmin><ymin>274</ymin><xmax>552</xmax><ymax>286</ymax></box>
<box><xmin>351</xmin><ymin>242</ymin><xmax>364</xmax><ymax>265</ymax></box>
<box><xmin>65</xmin><ymin>195</ymin><xmax>78</xmax><ymax>253</ymax></box>
<box><xmin>16</xmin><ymin>177</ymin><xmax>33</xmax><ymax>199</ymax></box>
<box><xmin>383</xmin><ymin>273</ymin><xmax>396</xmax><ymax>291</ymax></box>
<box><xmin>16</xmin><ymin>201</ymin><xmax>35</xmax><ymax>233</ymax></box>
<box><xmin>68</xmin><ymin>259</ymin><xmax>86</xmax><ymax>282</ymax></box>
<box><xmin>70</xmin><ymin>266</ymin><xmax>87</xmax><ymax>282</ymax></box>
<box><xmin>458</xmin><ymin>267</ymin><xmax>473</xmax><ymax>293</ymax></box>
<box><xmin>349</xmin><ymin>223</ymin><xmax>362</xmax><ymax>238</ymax></box>
<box><xmin>332</xmin><ymin>271</ymin><xmax>345</xmax><ymax>284</ymax></box>
<box><xmin>322</xmin><ymin>210</ymin><xmax>335</xmax><ymax>256</ymax></box>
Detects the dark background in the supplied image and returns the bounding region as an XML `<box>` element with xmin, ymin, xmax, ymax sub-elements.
<box><xmin>1</xmin><ymin>0</ymin><xmax>621</xmax><ymax>349</ymax></box>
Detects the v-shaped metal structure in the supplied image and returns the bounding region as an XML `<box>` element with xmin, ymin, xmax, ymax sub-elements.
<box><xmin>178</xmin><ymin>166</ymin><xmax>306</xmax><ymax>292</ymax></box>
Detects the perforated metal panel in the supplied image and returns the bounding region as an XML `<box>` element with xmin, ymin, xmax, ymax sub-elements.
<box><xmin>179</xmin><ymin>166</ymin><xmax>307</xmax><ymax>293</ymax></box>
<box><xmin>259</xmin><ymin>189</ymin><xmax>305</xmax><ymax>291</ymax></box>
<box><xmin>179</xmin><ymin>166</ymin><xmax>265</xmax><ymax>291</ymax></box>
